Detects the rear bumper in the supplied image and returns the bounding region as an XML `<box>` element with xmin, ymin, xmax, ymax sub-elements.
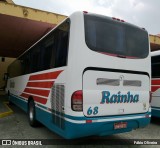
<box><xmin>10</xmin><ymin>93</ymin><xmax>151</xmax><ymax>139</ymax></box>
<box><xmin>35</xmin><ymin>104</ymin><xmax>151</xmax><ymax>139</ymax></box>
<box><xmin>64</xmin><ymin>112</ymin><xmax>151</xmax><ymax>139</ymax></box>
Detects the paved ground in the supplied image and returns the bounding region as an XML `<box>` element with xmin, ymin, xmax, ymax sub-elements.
<box><xmin>0</xmin><ymin>94</ymin><xmax>160</xmax><ymax>147</ymax></box>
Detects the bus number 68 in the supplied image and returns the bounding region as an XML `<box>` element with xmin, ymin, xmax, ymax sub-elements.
<box><xmin>87</xmin><ymin>106</ymin><xmax>99</xmax><ymax>115</ymax></box>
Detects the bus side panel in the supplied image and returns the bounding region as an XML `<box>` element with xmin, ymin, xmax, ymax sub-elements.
<box><xmin>35</xmin><ymin>106</ymin><xmax>65</xmax><ymax>138</ymax></box>
<box><xmin>151</xmin><ymin>79</ymin><xmax>160</xmax><ymax>118</ymax></box>
<box><xmin>10</xmin><ymin>94</ymin><xmax>28</xmax><ymax>113</ymax></box>
<box><xmin>151</xmin><ymin>108</ymin><xmax>160</xmax><ymax>118</ymax></box>
<box><xmin>7</xmin><ymin>75</ymin><xmax>29</xmax><ymax>112</ymax></box>
<box><xmin>34</xmin><ymin>104</ymin><xmax>151</xmax><ymax>139</ymax></box>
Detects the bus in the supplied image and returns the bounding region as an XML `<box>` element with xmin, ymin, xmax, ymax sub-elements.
<box><xmin>6</xmin><ymin>11</ymin><xmax>151</xmax><ymax>139</ymax></box>
<box><xmin>151</xmin><ymin>51</ymin><xmax>160</xmax><ymax>118</ymax></box>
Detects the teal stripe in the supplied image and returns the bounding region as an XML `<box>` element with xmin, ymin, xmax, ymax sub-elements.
<box><xmin>65</xmin><ymin>112</ymin><xmax>151</xmax><ymax>121</ymax></box>
<box><xmin>10</xmin><ymin>94</ymin><xmax>28</xmax><ymax>112</ymax></box>
<box><xmin>36</xmin><ymin>103</ymin><xmax>151</xmax><ymax>121</ymax></box>
<box><xmin>152</xmin><ymin>106</ymin><xmax>160</xmax><ymax>109</ymax></box>
<box><xmin>11</xmin><ymin>94</ymin><xmax>27</xmax><ymax>102</ymax></box>
<box><xmin>11</xmin><ymin>94</ymin><xmax>151</xmax><ymax>121</ymax></box>
<box><xmin>37</xmin><ymin>103</ymin><xmax>48</xmax><ymax>110</ymax></box>
<box><xmin>36</xmin><ymin>106</ymin><xmax>151</xmax><ymax>139</ymax></box>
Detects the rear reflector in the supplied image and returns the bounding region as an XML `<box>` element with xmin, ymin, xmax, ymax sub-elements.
<box><xmin>86</xmin><ymin>120</ymin><xmax>92</xmax><ymax>123</ymax></box>
<box><xmin>145</xmin><ymin>115</ymin><xmax>150</xmax><ymax>118</ymax></box>
<box><xmin>71</xmin><ymin>90</ymin><xmax>83</xmax><ymax>111</ymax></box>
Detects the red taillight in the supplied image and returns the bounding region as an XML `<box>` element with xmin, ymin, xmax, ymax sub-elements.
<box><xmin>71</xmin><ymin>90</ymin><xmax>83</xmax><ymax>111</ymax></box>
<box><xmin>149</xmin><ymin>91</ymin><xmax>152</xmax><ymax>103</ymax></box>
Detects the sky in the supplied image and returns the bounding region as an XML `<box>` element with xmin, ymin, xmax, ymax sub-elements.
<box><xmin>13</xmin><ymin>0</ymin><xmax>160</xmax><ymax>35</ymax></box>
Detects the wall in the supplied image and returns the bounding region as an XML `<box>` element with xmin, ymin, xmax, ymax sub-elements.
<box><xmin>0</xmin><ymin>57</ymin><xmax>15</xmax><ymax>89</ymax></box>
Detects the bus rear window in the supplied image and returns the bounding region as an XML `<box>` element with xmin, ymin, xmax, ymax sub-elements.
<box><xmin>84</xmin><ymin>14</ymin><xmax>149</xmax><ymax>59</ymax></box>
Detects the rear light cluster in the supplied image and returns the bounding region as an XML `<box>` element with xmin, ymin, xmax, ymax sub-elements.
<box><xmin>112</xmin><ymin>17</ymin><xmax>125</xmax><ymax>22</ymax></box>
<box><xmin>71</xmin><ymin>90</ymin><xmax>83</xmax><ymax>111</ymax></box>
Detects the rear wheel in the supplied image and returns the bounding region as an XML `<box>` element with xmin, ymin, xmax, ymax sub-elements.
<box><xmin>28</xmin><ymin>100</ymin><xmax>38</xmax><ymax>127</ymax></box>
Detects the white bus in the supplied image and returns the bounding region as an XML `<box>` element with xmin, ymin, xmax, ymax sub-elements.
<box><xmin>6</xmin><ymin>11</ymin><xmax>151</xmax><ymax>139</ymax></box>
<box><xmin>151</xmin><ymin>51</ymin><xmax>160</xmax><ymax>118</ymax></box>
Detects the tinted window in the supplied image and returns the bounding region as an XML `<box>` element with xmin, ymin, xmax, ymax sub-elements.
<box><xmin>55</xmin><ymin>30</ymin><xmax>69</xmax><ymax>67</ymax></box>
<box><xmin>8</xmin><ymin>19</ymin><xmax>70</xmax><ymax>78</ymax></box>
<box><xmin>30</xmin><ymin>45</ymin><xmax>41</xmax><ymax>73</ymax></box>
<box><xmin>41</xmin><ymin>33</ymin><xmax>56</xmax><ymax>70</ymax></box>
<box><xmin>8</xmin><ymin>59</ymin><xmax>23</xmax><ymax>78</ymax></box>
<box><xmin>84</xmin><ymin>14</ymin><xmax>149</xmax><ymax>59</ymax></box>
<box><xmin>152</xmin><ymin>56</ymin><xmax>160</xmax><ymax>78</ymax></box>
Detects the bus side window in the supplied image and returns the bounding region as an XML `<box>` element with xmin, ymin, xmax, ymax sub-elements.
<box><xmin>30</xmin><ymin>45</ymin><xmax>41</xmax><ymax>73</ymax></box>
<box><xmin>8</xmin><ymin>58</ymin><xmax>23</xmax><ymax>78</ymax></box>
<box><xmin>55</xmin><ymin>20</ymin><xmax>70</xmax><ymax>68</ymax></box>
<box><xmin>24</xmin><ymin>53</ymin><xmax>31</xmax><ymax>74</ymax></box>
<box><xmin>19</xmin><ymin>53</ymin><xmax>31</xmax><ymax>75</ymax></box>
<box><xmin>152</xmin><ymin>55</ymin><xmax>160</xmax><ymax>78</ymax></box>
<box><xmin>41</xmin><ymin>33</ymin><xmax>56</xmax><ymax>70</ymax></box>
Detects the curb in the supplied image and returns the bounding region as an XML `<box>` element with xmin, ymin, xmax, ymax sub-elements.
<box><xmin>0</xmin><ymin>102</ymin><xmax>13</xmax><ymax>118</ymax></box>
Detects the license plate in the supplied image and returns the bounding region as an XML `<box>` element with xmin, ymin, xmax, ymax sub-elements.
<box><xmin>114</xmin><ymin>122</ymin><xmax>127</xmax><ymax>129</ymax></box>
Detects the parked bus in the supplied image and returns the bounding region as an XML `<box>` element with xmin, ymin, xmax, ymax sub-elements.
<box><xmin>151</xmin><ymin>51</ymin><xmax>160</xmax><ymax>118</ymax></box>
<box><xmin>6</xmin><ymin>11</ymin><xmax>151</xmax><ymax>139</ymax></box>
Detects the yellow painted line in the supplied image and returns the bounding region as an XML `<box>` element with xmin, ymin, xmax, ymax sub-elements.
<box><xmin>0</xmin><ymin>102</ymin><xmax>13</xmax><ymax>118</ymax></box>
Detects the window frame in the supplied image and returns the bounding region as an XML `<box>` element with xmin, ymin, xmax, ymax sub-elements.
<box><xmin>8</xmin><ymin>18</ymin><xmax>70</xmax><ymax>78</ymax></box>
<box><xmin>84</xmin><ymin>13</ymin><xmax>149</xmax><ymax>59</ymax></box>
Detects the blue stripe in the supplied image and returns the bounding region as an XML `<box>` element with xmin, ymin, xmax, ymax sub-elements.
<box><xmin>36</xmin><ymin>106</ymin><xmax>151</xmax><ymax>139</ymax></box>
<box><xmin>64</xmin><ymin>112</ymin><xmax>151</xmax><ymax>121</ymax></box>
<box><xmin>37</xmin><ymin>103</ymin><xmax>151</xmax><ymax>121</ymax></box>
<box><xmin>11</xmin><ymin>94</ymin><xmax>151</xmax><ymax>121</ymax></box>
<box><xmin>37</xmin><ymin>104</ymin><xmax>48</xmax><ymax>110</ymax></box>
<box><xmin>151</xmin><ymin>107</ymin><xmax>160</xmax><ymax>118</ymax></box>
<box><xmin>10</xmin><ymin>94</ymin><xmax>28</xmax><ymax>112</ymax></box>
<box><xmin>151</xmin><ymin>110</ymin><xmax>160</xmax><ymax>118</ymax></box>
<box><xmin>152</xmin><ymin>106</ymin><xmax>160</xmax><ymax>109</ymax></box>
<box><xmin>9</xmin><ymin>94</ymin><xmax>151</xmax><ymax>139</ymax></box>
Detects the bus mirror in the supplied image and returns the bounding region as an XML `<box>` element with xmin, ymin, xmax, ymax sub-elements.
<box><xmin>3</xmin><ymin>73</ymin><xmax>9</xmax><ymax>81</ymax></box>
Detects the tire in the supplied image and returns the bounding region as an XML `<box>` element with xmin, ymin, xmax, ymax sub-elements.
<box><xmin>28</xmin><ymin>100</ymin><xmax>38</xmax><ymax>127</ymax></box>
